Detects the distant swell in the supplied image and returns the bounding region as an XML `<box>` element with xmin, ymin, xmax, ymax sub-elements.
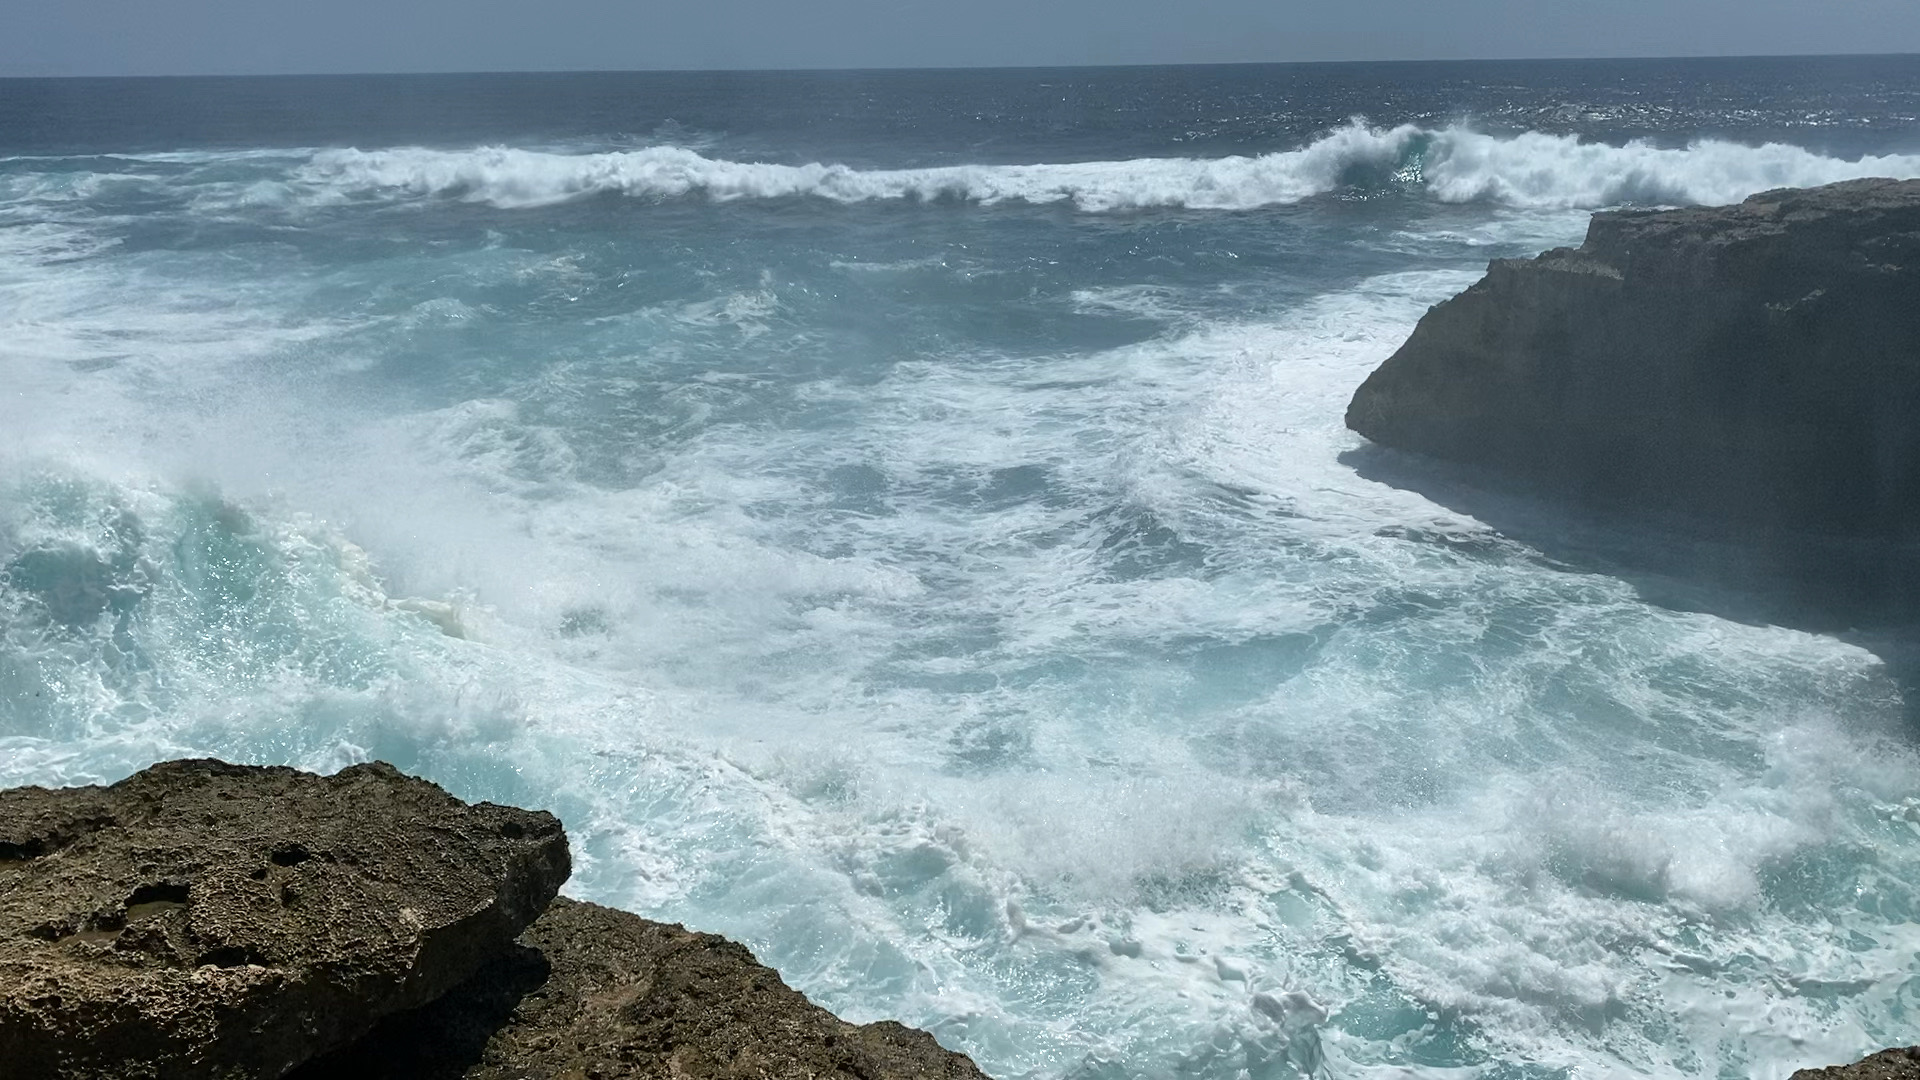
<box><xmin>300</xmin><ymin>120</ymin><xmax>1920</xmax><ymax>212</ymax></box>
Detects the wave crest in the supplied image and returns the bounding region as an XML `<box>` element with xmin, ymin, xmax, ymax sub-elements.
<box><xmin>296</xmin><ymin>120</ymin><xmax>1920</xmax><ymax>213</ymax></box>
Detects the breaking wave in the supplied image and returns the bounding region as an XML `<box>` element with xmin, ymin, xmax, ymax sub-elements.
<box><xmin>300</xmin><ymin>120</ymin><xmax>1920</xmax><ymax>212</ymax></box>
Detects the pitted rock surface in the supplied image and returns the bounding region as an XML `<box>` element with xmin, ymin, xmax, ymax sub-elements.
<box><xmin>1792</xmin><ymin>1047</ymin><xmax>1920</xmax><ymax>1079</ymax></box>
<box><xmin>0</xmin><ymin>759</ymin><xmax>570</xmax><ymax>1079</ymax></box>
<box><xmin>292</xmin><ymin>897</ymin><xmax>990</xmax><ymax>1080</ymax></box>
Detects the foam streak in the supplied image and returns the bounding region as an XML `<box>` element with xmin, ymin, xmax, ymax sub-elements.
<box><xmin>296</xmin><ymin>121</ymin><xmax>1920</xmax><ymax>212</ymax></box>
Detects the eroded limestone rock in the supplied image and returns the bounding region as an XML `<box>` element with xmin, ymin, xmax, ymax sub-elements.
<box><xmin>0</xmin><ymin>759</ymin><xmax>569</xmax><ymax>1079</ymax></box>
<box><xmin>1792</xmin><ymin>1047</ymin><xmax>1920</xmax><ymax>1079</ymax></box>
<box><xmin>292</xmin><ymin>897</ymin><xmax>990</xmax><ymax>1080</ymax></box>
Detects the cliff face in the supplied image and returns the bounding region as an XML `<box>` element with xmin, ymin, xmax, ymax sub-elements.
<box><xmin>0</xmin><ymin>761</ymin><xmax>988</xmax><ymax>1080</ymax></box>
<box><xmin>1347</xmin><ymin>179</ymin><xmax>1920</xmax><ymax>544</ymax></box>
<box><xmin>1339</xmin><ymin>179</ymin><xmax>1920</xmax><ymax>1080</ymax></box>
<box><xmin>292</xmin><ymin>897</ymin><xmax>987</xmax><ymax>1080</ymax></box>
<box><xmin>0</xmin><ymin>760</ymin><xmax>570</xmax><ymax>1080</ymax></box>
<box><xmin>1790</xmin><ymin>1046</ymin><xmax>1920</xmax><ymax>1080</ymax></box>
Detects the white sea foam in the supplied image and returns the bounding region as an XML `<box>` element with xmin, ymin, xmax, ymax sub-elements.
<box><xmin>295</xmin><ymin>121</ymin><xmax>1920</xmax><ymax>212</ymax></box>
<box><xmin>6</xmin><ymin>265</ymin><xmax>1916</xmax><ymax>1079</ymax></box>
<box><xmin>1419</xmin><ymin>127</ymin><xmax>1920</xmax><ymax>208</ymax></box>
<box><xmin>299</xmin><ymin>120</ymin><xmax>1408</xmax><ymax>211</ymax></box>
<box><xmin>6</xmin><ymin>140</ymin><xmax>1920</xmax><ymax>1080</ymax></box>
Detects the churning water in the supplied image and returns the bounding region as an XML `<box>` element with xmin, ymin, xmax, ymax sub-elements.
<box><xmin>4</xmin><ymin>58</ymin><xmax>1920</xmax><ymax>1078</ymax></box>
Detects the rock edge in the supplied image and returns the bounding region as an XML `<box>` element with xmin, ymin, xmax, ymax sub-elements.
<box><xmin>0</xmin><ymin>760</ymin><xmax>989</xmax><ymax>1080</ymax></box>
<box><xmin>1347</xmin><ymin>178</ymin><xmax>1920</xmax><ymax>547</ymax></box>
<box><xmin>0</xmin><ymin>759</ymin><xmax>569</xmax><ymax>1079</ymax></box>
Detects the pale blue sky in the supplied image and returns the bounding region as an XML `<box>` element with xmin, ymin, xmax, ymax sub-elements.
<box><xmin>5</xmin><ymin>0</ymin><xmax>1919</xmax><ymax>76</ymax></box>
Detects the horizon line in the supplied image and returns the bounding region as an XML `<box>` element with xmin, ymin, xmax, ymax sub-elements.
<box><xmin>4</xmin><ymin>50</ymin><xmax>1918</xmax><ymax>82</ymax></box>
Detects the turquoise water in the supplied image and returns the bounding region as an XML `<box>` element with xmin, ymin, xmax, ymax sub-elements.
<box><xmin>4</xmin><ymin>61</ymin><xmax>1920</xmax><ymax>1078</ymax></box>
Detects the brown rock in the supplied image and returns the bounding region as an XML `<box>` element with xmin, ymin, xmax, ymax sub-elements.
<box><xmin>1792</xmin><ymin>1047</ymin><xmax>1920</xmax><ymax>1079</ymax></box>
<box><xmin>0</xmin><ymin>759</ymin><xmax>570</xmax><ymax>1079</ymax></box>
<box><xmin>293</xmin><ymin>897</ymin><xmax>991</xmax><ymax>1080</ymax></box>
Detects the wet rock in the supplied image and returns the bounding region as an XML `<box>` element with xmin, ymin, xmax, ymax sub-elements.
<box><xmin>1</xmin><ymin>759</ymin><xmax>987</xmax><ymax>1079</ymax></box>
<box><xmin>1792</xmin><ymin>1047</ymin><xmax>1920</xmax><ymax>1079</ymax></box>
<box><xmin>292</xmin><ymin>897</ymin><xmax>990</xmax><ymax>1080</ymax></box>
<box><xmin>1347</xmin><ymin>179</ymin><xmax>1920</xmax><ymax>544</ymax></box>
<box><xmin>0</xmin><ymin>759</ymin><xmax>570</xmax><ymax>1079</ymax></box>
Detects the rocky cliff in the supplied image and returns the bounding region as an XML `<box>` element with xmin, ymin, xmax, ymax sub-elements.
<box><xmin>1341</xmin><ymin>179</ymin><xmax>1920</xmax><ymax>1078</ymax></box>
<box><xmin>5</xmin><ymin>759</ymin><xmax>1901</xmax><ymax>1078</ymax></box>
<box><xmin>1347</xmin><ymin>179</ymin><xmax>1920</xmax><ymax>550</ymax></box>
<box><xmin>291</xmin><ymin>897</ymin><xmax>985</xmax><ymax>1080</ymax></box>
<box><xmin>1791</xmin><ymin>1047</ymin><xmax>1920</xmax><ymax>1080</ymax></box>
<box><xmin>0</xmin><ymin>760</ymin><xmax>988</xmax><ymax>1080</ymax></box>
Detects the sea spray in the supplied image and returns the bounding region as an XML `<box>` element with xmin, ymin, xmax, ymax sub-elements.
<box><xmin>294</xmin><ymin>121</ymin><xmax>1920</xmax><ymax>211</ymax></box>
<box><xmin>6</xmin><ymin>61</ymin><xmax>1920</xmax><ymax>1079</ymax></box>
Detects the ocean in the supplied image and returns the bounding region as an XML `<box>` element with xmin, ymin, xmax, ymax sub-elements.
<box><xmin>4</xmin><ymin>56</ymin><xmax>1920</xmax><ymax>1078</ymax></box>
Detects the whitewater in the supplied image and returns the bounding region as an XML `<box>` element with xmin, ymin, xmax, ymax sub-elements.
<box><xmin>5</xmin><ymin>59</ymin><xmax>1920</xmax><ymax>1078</ymax></box>
<box><xmin>293</xmin><ymin>122</ymin><xmax>1920</xmax><ymax>211</ymax></box>
<box><xmin>38</xmin><ymin>120</ymin><xmax>1920</xmax><ymax>213</ymax></box>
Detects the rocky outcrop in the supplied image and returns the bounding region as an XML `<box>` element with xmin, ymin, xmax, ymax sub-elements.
<box><xmin>1792</xmin><ymin>1047</ymin><xmax>1920</xmax><ymax>1079</ymax></box>
<box><xmin>1347</xmin><ymin>179</ymin><xmax>1920</xmax><ymax>547</ymax></box>
<box><xmin>0</xmin><ymin>759</ymin><xmax>570</xmax><ymax>1079</ymax></box>
<box><xmin>292</xmin><ymin>898</ymin><xmax>989</xmax><ymax>1080</ymax></box>
<box><xmin>1341</xmin><ymin>179</ymin><xmax>1920</xmax><ymax>1080</ymax></box>
<box><xmin>0</xmin><ymin>760</ymin><xmax>989</xmax><ymax>1080</ymax></box>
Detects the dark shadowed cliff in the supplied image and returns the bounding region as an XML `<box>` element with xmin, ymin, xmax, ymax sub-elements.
<box><xmin>1340</xmin><ymin>178</ymin><xmax>1920</xmax><ymax>1080</ymax></box>
<box><xmin>1346</xmin><ymin>178</ymin><xmax>1920</xmax><ymax>631</ymax></box>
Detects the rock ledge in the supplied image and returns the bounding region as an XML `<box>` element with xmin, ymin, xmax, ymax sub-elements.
<box><xmin>1347</xmin><ymin>178</ymin><xmax>1920</xmax><ymax>544</ymax></box>
<box><xmin>0</xmin><ymin>760</ymin><xmax>988</xmax><ymax>1080</ymax></box>
<box><xmin>0</xmin><ymin>759</ymin><xmax>568</xmax><ymax>1079</ymax></box>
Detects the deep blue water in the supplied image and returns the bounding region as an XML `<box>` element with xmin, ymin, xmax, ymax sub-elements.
<box><xmin>5</xmin><ymin>59</ymin><xmax>1920</xmax><ymax>1079</ymax></box>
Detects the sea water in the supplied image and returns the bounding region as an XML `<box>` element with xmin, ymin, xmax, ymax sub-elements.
<box><xmin>4</xmin><ymin>58</ymin><xmax>1920</xmax><ymax>1078</ymax></box>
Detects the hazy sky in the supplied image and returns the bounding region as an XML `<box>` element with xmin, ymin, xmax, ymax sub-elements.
<box><xmin>6</xmin><ymin>0</ymin><xmax>1920</xmax><ymax>76</ymax></box>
